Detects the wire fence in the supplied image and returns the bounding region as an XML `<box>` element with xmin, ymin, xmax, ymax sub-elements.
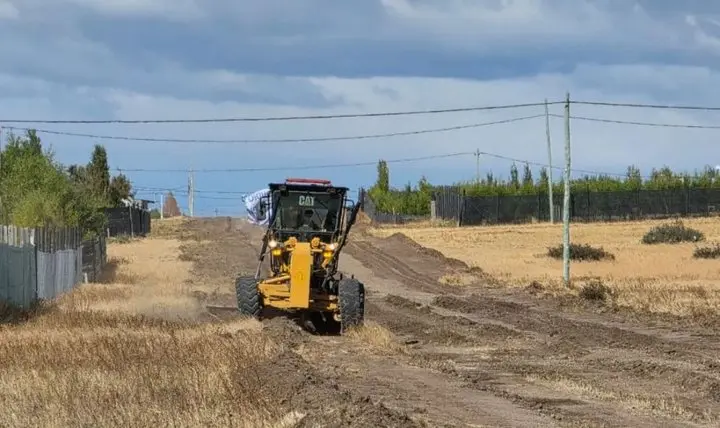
<box><xmin>434</xmin><ymin>187</ymin><xmax>720</xmax><ymax>226</ymax></box>
<box><xmin>105</xmin><ymin>207</ymin><xmax>152</xmax><ymax>237</ymax></box>
<box><xmin>0</xmin><ymin>225</ymin><xmax>108</xmax><ymax>309</ymax></box>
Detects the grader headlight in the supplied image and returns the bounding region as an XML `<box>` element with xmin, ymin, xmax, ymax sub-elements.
<box><xmin>268</xmin><ymin>239</ymin><xmax>283</xmax><ymax>256</ymax></box>
<box><xmin>322</xmin><ymin>243</ymin><xmax>337</xmax><ymax>259</ymax></box>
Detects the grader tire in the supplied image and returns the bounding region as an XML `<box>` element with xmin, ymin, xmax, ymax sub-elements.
<box><xmin>338</xmin><ymin>277</ymin><xmax>365</xmax><ymax>333</ymax></box>
<box><xmin>235</xmin><ymin>275</ymin><xmax>261</xmax><ymax>318</ymax></box>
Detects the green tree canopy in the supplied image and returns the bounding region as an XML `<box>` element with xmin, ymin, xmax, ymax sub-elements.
<box><xmin>0</xmin><ymin>130</ymin><xmax>134</xmax><ymax>233</ymax></box>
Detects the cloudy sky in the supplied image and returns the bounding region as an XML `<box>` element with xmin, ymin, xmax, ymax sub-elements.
<box><xmin>2</xmin><ymin>0</ymin><xmax>720</xmax><ymax>215</ymax></box>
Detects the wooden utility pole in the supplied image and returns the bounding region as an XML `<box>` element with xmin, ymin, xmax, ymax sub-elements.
<box><xmin>188</xmin><ymin>169</ymin><xmax>195</xmax><ymax>217</ymax></box>
<box><xmin>544</xmin><ymin>99</ymin><xmax>555</xmax><ymax>224</ymax></box>
<box><xmin>562</xmin><ymin>93</ymin><xmax>572</xmax><ymax>287</ymax></box>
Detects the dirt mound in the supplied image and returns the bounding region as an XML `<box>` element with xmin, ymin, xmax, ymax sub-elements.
<box><xmin>254</xmin><ymin>343</ymin><xmax>421</xmax><ymax>427</ymax></box>
<box><xmin>432</xmin><ymin>295</ymin><xmax>478</xmax><ymax>314</ymax></box>
<box><xmin>385</xmin><ymin>233</ymin><xmax>469</xmax><ymax>270</ymax></box>
<box><xmin>381</xmin><ymin>232</ymin><xmax>501</xmax><ymax>287</ymax></box>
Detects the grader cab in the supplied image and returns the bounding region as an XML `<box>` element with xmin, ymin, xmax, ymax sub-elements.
<box><xmin>235</xmin><ymin>178</ymin><xmax>364</xmax><ymax>333</ymax></box>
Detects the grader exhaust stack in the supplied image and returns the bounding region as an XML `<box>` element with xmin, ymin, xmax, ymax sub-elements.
<box><xmin>235</xmin><ymin>178</ymin><xmax>364</xmax><ymax>334</ymax></box>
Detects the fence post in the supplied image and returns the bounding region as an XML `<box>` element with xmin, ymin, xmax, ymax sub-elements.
<box><xmin>129</xmin><ymin>206</ymin><xmax>135</xmax><ymax>238</ymax></box>
<box><xmin>586</xmin><ymin>183</ymin><xmax>591</xmax><ymax>222</ymax></box>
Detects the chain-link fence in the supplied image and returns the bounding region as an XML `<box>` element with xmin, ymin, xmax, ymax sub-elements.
<box><xmin>434</xmin><ymin>187</ymin><xmax>720</xmax><ymax>225</ymax></box>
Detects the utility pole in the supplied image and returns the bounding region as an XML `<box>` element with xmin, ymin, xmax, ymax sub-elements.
<box><xmin>160</xmin><ymin>193</ymin><xmax>164</xmax><ymax>220</ymax></box>
<box><xmin>214</xmin><ymin>208</ymin><xmax>219</xmax><ymax>217</ymax></box>
<box><xmin>562</xmin><ymin>92</ymin><xmax>572</xmax><ymax>287</ymax></box>
<box><xmin>188</xmin><ymin>169</ymin><xmax>195</xmax><ymax>217</ymax></box>
<box><xmin>545</xmin><ymin>99</ymin><xmax>555</xmax><ymax>224</ymax></box>
<box><xmin>474</xmin><ymin>149</ymin><xmax>481</xmax><ymax>185</ymax></box>
<box><xmin>0</xmin><ymin>126</ymin><xmax>3</xmax><ymax>219</ymax></box>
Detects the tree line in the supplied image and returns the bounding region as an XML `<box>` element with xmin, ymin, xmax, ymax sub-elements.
<box><xmin>0</xmin><ymin>129</ymin><xmax>133</xmax><ymax>236</ymax></box>
<box><xmin>367</xmin><ymin>160</ymin><xmax>720</xmax><ymax>216</ymax></box>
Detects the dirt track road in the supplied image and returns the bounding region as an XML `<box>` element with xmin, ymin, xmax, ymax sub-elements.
<box><xmin>179</xmin><ymin>217</ymin><xmax>720</xmax><ymax>427</ymax></box>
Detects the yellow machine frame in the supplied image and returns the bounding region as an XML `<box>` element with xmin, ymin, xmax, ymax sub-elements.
<box><xmin>258</xmin><ymin>235</ymin><xmax>339</xmax><ymax>312</ymax></box>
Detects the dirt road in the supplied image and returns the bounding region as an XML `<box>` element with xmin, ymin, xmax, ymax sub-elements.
<box><xmin>178</xmin><ymin>217</ymin><xmax>720</xmax><ymax>427</ymax></box>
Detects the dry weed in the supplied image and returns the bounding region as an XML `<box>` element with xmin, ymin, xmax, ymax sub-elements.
<box><xmin>370</xmin><ymin>218</ymin><xmax>720</xmax><ymax>316</ymax></box>
<box><xmin>345</xmin><ymin>321</ymin><xmax>407</xmax><ymax>355</ymax></box>
<box><xmin>439</xmin><ymin>272</ymin><xmax>479</xmax><ymax>286</ymax></box>
<box><xmin>525</xmin><ymin>373</ymin><xmax>712</xmax><ymax>424</ymax></box>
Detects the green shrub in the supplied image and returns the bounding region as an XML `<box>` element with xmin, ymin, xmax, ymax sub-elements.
<box><xmin>641</xmin><ymin>220</ymin><xmax>704</xmax><ymax>245</ymax></box>
<box><xmin>546</xmin><ymin>243</ymin><xmax>615</xmax><ymax>262</ymax></box>
<box><xmin>693</xmin><ymin>243</ymin><xmax>720</xmax><ymax>259</ymax></box>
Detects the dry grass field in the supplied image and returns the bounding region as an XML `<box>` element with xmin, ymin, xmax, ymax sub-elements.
<box><xmin>0</xmin><ymin>220</ymin><xmax>301</xmax><ymax>428</ymax></box>
<box><xmin>370</xmin><ymin>217</ymin><xmax>720</xmax><ymax>316</ymax></box>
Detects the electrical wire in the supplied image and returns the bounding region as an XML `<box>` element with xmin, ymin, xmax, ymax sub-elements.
<box><xmin>549</xmin><ymin>113</ymin><xmax>720</xmax><ymax>129</ymax></box>
<box><xmin>0</xmin><ymin>101</ymin><xmax>561</xmax><ymax>125</ymax></box>
<box><xmin>0</xmin><ymin>115</ymin><xmax>544</xmax><ymax>144</ymax></box>
<box><xmin>571</xmin><ymin>100</ymin><xmax>720</xmax><ymax>111</ymax></box>
<box><xmin>5</xmin><ymin>98</ymin><xmax>720</xmax><ymax>126</ymax></box>
<box><xmin>115</xmin><ymin>152</ymin><xmax>474</xmax><ymax>173</ymax></box>
<box><xmin>127</xmin><ymin>149</ymin><xmax>641</xmax><ymax>180</ymax></box>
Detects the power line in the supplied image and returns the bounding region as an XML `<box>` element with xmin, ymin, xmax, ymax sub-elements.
<box><xmin>7</xmin><ymin>98</ymin><xmax>720</xmax><ymax>126</ymax></box>
<box><xmin>115</xmin><ymin>152</ymin><xmax>474</xmax><ymax>173</ymax></box>
<box><xmin>126</xmin><ymin>149</ymin><xmax>637</xmax><ymax>179</ymax></box>
<box><xmin>474</xmin><ymin>151</ymin><xmax>638</xmax><ymax>179</ymax></box>
<box><xmin>571</xmin><ymin>100</ymin><xmax>720</xmax><ymax>111</ymax></box>
<box><xmin>549</xmin><ymin>114</ymin><xmax>720</xmax><ymax>129</ymax></box>
<box><xmin>0</xmin><ymin>101</ymin><xmax>561</xmax><ymax>125</ymax></box>
<box><xmin>1</xmin><ymin>115</ymin><xmax>543</xmax><ymax>144</ymax></box>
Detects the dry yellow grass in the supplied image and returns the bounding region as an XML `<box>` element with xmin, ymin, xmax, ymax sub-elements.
<box><xmin>345</xmin><ymin>321</ymin><xmax>407</xmax><ymax>355</ymax></box>
<box><xmin>370</xmin><ymin>217</ymin><xmax>720</xmax><ymax>316</ymax></box>
<box><xmin>0</xmin><ymin>235</ymin><xmax>298</xmax><ymax>428</ymax></box>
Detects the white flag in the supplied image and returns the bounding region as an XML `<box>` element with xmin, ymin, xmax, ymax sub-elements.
<box><xmin>242</xmin><ymin>188</ymin><xmax>272</xmax><ymax>226</ymax></box>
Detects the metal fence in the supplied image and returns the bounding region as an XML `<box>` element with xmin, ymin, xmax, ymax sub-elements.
<box><xmin>434</xmin><ymin>187</ymin><xmax>720</xmax><ymax>226</ymax></box>
<box><xmin>358</xmin><ymin>187</ymin><xmax>429</xmax><ymax>225</ymax></box>
<box><xmin>105</xmin><ymin>207</ymin><xmax>151</xmax><ymax>237</ymax></box>
<box><xmin>0</xmin><ymin>225</ymin><xmax>108</xmax><ymax>309</ymax></box>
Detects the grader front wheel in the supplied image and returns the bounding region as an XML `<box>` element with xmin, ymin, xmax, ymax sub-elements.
<box><xmin>338</xmin><ymin>277</ymin><xmax>365</xmax><ymax>333</ymax></box>
<box><xmin>235</xmin><ymin>275</ymin><xmax>261</xmax><ymax>318</ymax></box>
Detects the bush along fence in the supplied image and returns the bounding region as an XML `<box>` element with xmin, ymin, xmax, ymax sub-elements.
<box><xmin>434</xmin><ymin>186</ymin><xmax>720</xmax><ymax>226</ymax></box>
<box><xmin>105</xmin><ymin>206</ymin><xmax>151</xmax><ymax>237</ymax></box>
<box><xmin>358</xmin><ymin>187</ymin><xmax>430</xmax><ymax>225</ymax></box>
<box><xmin>0</xmin><ymin>225</ymin><xmax>107</xmax><ymax>309</ymax></box>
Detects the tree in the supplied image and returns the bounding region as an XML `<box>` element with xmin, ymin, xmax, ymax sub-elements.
<box><xmin>0</xmin><ymin>130</ymin><xmax>82</xmax><ymax>227</ymax></box>
<box><xmin>375</xmin><ymin>160</ymin><xmax>389</xmax><ymax>193</ymax></box>
<box><xmin>163</xmin><ymin>192</ymin><xmax>181</xmax><ymax>218</ymax></box>
<box><xmin>86</xmin><ymin>145</ymin><xmax>111</xmax><ymax>204</ymax></box>
<box><xmin>522</xmin><ymin>162</ymin><xmax>533</xmax><ymax>187</ymax></box>
<box><xmin>109</xmin><ymin>174</ymin><xmax>133</xmax><ymax>206</ymax></box>
<box><xmin>509</xmin><ymin>163</ymin><xmax>520</xmax><ymax>189</ymax></box>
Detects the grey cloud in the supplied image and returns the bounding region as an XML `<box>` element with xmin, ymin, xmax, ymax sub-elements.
<box><xmin>1</xmin><ymin>0</ymin><xmax>720</xmax><ymax>108</ymax></box>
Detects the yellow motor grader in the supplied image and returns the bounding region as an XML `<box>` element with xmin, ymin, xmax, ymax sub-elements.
<box><xmin>235</xmin><ymin>178</ymin><xmax>364</xmax><ymax>334</ymax></box>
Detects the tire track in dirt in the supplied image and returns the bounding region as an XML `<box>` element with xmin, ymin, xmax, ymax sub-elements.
<box><xmin>344</xmin><ymin>231</ymin><xmax>720</xmax><ymax>427</ymax></box>
<box><xmin>348</xmin><ymin>240</ymin><xmax>450</xmax><ymax>294</ymax></box>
